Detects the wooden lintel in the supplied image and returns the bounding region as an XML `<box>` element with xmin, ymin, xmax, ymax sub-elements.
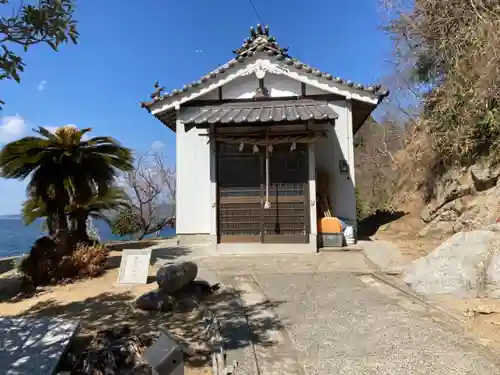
<box><xmin>181</xmin><ymin>93</ymin><xmax>345</xmax><ymax>107</ymax></box>
<box><xmin>198</xmin><ymin>130</ymin><xmax>322</xmax><ymax>137</ymax></box>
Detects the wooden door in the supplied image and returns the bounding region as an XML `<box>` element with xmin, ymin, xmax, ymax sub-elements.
<box><xmin>263</xmin><ymin>144</ymin><xmax>309</xmax><ymax>243</ymax></box>
<box><xmin>217</xmin><ymin>142</ymin><xmax>309</xmax><ymax>244</ymax></box>
<box><xmin>218</xmin><ymin>143</ymin><xmax>261</xmax><ymax>243</ymax></box>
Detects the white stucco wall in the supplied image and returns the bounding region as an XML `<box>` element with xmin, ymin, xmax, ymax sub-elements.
<box><xmin>215</xmin><ymin>72</ymin><xmax>302</xmax><ymax>99</ymax></box>
<box><xmin>265</xmin><ymin>74</ymin><xmax>302</xmax><ymax>97</ymax></box>
<box><xmin>175</xmin><ymin>109</ymin><xmax>213</xmax><ymax>235</ymax></box>
<box><xmin>314</xmin><ymin>100</ymin><xmax>357</xmax><ymax>222</ymax></box>
<box><xmin>308</xmin><ymin>144</ymin><xmax>317</xmax><ymax>236</ymax></box>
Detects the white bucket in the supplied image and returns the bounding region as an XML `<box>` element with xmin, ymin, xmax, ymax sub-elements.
<box><xmin>340</xmin><ymin>219</ymin><xmax>357</xmax><ymax>245</ymax></box>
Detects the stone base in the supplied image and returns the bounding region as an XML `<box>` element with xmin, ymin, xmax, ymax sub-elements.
<box><xmin>176</xmin><ymin>234</ymin><xmax>217</xmax><ymax>255</ymax></box>
<box><xmin>176</xmin><ymin>234</ymin><xmax>215</xmax><ymax>245</ymax></box>
<box><xmin>176</xmin><ymin>234</ymin><xmax>318</xmax><ymax>254</ymax></box>
<box><xmin>216</xmin><ymin>235</ymin><xmax>318</xmax><ymax>254</ymax></box>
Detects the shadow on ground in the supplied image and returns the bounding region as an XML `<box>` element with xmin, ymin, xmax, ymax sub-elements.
<box><xmin>105</xmin><ymin>240</ymin><xmax>162</xmax><ymax>251</ymax></box>
<box><xmin>13</xmin><ymin>287</ymin><xmax>285</xmax><ymax>369</ymax></box>
<box><xmin>358</xmin><ymin>210</ymin><xmax>407</xmax><ymax>239</ymax></box>
<box><xmin>0</xmin><ymin>245</ymin><xmax>193</xmax><ymax>304</ymax></box>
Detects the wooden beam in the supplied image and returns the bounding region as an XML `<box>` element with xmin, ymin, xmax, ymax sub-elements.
<box><xmin>198</xmin><ymin>130</ymin><xmax>323</xmax><ymax>137</ymax></box>
<box><xmin>181</xmin><ymin>93</ymin><xmax>345</xmax><ymax>107</ymax></box>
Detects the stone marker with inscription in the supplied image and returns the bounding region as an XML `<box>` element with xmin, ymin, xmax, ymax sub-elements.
<box><xmin>117</xmin><ymin>249</ymin><xmax>152</xmax><ymax>284</ymax></box>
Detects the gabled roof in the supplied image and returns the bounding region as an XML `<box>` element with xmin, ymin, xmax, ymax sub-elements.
<box><xmin>140</xmin><ymin>25</ymin><xmax>389</xmax><ymax>114</ymax></box>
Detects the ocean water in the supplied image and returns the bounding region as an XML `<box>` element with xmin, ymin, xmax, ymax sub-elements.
<box><xmin>0</xmin><ymin>217</ymin><xmax>176</xmax><ymax>258</ymax></box>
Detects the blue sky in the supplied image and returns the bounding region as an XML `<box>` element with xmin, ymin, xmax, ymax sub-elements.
<box><xmin>0</xmin><ymin>0</ymin><xmax>393</xmax><ymax>215</ymax></box>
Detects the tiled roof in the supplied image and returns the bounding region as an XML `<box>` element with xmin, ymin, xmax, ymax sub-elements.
<box><xmin>184</xmin><ymin>99</ymin><xmax>339</xmax><ymax>126</ymax></box>
<box><xmin>141</xmin><ymin>25</ymin><xmax>389</xmax><ymax>109</ymax></box>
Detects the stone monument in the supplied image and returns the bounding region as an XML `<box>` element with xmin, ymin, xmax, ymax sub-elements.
<box><xmin>117</xmin><ymin>248</ymin><xmax>152</xmax><ymax>285</ymax></box>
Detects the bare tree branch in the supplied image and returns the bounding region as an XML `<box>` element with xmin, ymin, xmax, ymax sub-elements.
<box><xmin>113</xmin><ymin>149</ymin><xmax>175</xmax><ymax>239</ymax></box>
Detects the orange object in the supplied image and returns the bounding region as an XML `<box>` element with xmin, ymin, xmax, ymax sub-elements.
<box><xmin>317</xmin><ymin>217</ymin><xmax>342</xmax><ymax>233</ymax></box>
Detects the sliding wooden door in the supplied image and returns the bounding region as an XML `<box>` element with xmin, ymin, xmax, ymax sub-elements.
<box><xmin>217</xmin><ymin>142</ymin><xmax>309</xmax><ymax>244</ymax></box>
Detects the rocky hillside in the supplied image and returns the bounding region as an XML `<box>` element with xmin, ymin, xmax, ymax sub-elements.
<box><xmin>418</xmin><ymin>160</ymin><xmax>500</xmax><ymax>238</ymax></box>
<box><xmin>372</xmin><ymin>0</ymin><xmax>500</xmax><ymax>244</ymax></box>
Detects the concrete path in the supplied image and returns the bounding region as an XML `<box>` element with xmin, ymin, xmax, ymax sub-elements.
<box><xmin>153</xmin><ymin>248</ymin><xmax>500</xmax><ymax>374</ymax></box>
<box><xmin>247</xmin><ymin>272</ymin><xmax>500</xmax><ymax>375</ymax></box>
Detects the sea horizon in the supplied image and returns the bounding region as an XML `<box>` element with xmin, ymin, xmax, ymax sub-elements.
<box><xmin>0</xmin><ymin>216</ymin><xmax>175</xmax><ymax>258</ymax></box>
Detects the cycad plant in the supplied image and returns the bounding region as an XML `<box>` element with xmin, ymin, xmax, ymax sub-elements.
<box><xmin>1</xmin><ymin>126</ymin><xmax>133</xmax><ymax>250</ymax></box>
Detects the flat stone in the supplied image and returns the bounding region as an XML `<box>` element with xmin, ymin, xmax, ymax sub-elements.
<box><xmin>0</xmin><ymin>317</ymin><xmax>79</xmax><ymax>375</ymax></box>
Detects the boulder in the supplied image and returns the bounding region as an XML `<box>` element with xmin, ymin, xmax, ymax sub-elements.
<box><xmin>417</xmin><ymin>221</ymin><xmax>457</xmax><ymax>238</ymax></box>
<box><xmin>470</xmin><ymin>160</ymin><xmax>500</xmax><ymax>191</ymax></box>
<box><xmin>434</xmin><ymin>167</ymin><xmax>472</xmax><ymax>208</ymax></box>
<box><xmin>135</xmin><ymin>290</ymin><xmax>175</xmax><ymax>312</ymax></box>
<box><xmin>485</xmin><ymin>240</ymin><xmax>500</xmax><ymax>298</ymax></box>
<box><xmin>363</xmin><ymin>240</ymin><xmax>408</xmax><ymax>275</ymax></box>
<box><xmin>156</xmin><ymin>261</ymin><xmax>198</xmax><ymax>294</ymax></box>
<box><xmin>403</xmin><ymin>230</ymin><xmax>498</xmax><ymax>297</ymax></box>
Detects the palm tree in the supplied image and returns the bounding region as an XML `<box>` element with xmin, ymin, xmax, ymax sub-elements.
<box><xmin>22</xmin><ymin>185</ymin><xmax>132</xmax><ymax>240</ymax></box>
<box><xmin>67</xmin><ymin>186</ymin><xmax>132</xmax><ymax>241</ymax></box>
<box><xmin>0</xmin><ymin>126</ymin><xmax>133</xmax><ymax>249</ymax></box>
<box><xmin>22</xmin><ymin>191</ymin><xmax>57</xmax><ymax>236</ymax></box>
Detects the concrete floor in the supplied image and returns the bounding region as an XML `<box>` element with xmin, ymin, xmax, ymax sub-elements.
<box><xmin>154</xmin><ymin>247</ymin><xmax>500</xmax><ymax>374</ymax></box>
<box><xmin>247</xmin><ymin>272</ymin><xmax>500</xmax><ymax>375</ymax></box>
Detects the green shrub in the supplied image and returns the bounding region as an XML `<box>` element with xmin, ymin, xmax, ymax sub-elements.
<box><xmin>19</xmin><ymin>237</ymin><xmax>108</xmax><ymax>286</ymax></box>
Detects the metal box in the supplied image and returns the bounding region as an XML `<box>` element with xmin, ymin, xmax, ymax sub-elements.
<box><xmin>142</xmin><ymin>331</ymin><xmax>184</xmax><ymax>375</ymax></box>
<box><xmin>318</xmin><ymin>232</ymin><xmax>344</xmax><ymax>248</ymax></box>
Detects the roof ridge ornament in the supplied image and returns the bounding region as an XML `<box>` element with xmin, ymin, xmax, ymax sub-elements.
<box><xmin>233</xmin><ymin>24</ymin><xmax>289</xmax><ymax>58</ymax></box>
<box><xmin>150</xmin><ymin>81</ymin><xmax>164</xmax><ymax>99</ymax></box>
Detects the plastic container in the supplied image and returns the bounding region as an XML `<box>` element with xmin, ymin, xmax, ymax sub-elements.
<box><xmin>344</xmin><ymin>227</ymin><xmax>355</xmax><ymax>245</ymax></box>
<box><xmin>338</xmin><ymin>218</ymin><xmax>358</xmax><ymax>245</ymax></box>
<box><xmin>317</xmin><ymin>217</ymin><xmax>342</xmax><ymax>233</ymax></box>
<box><xmin>318</xmin><ymin>232</ymin><xmax>344</xmax><ymax>248</ymax></box>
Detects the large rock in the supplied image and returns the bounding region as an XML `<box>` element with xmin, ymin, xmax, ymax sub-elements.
<box><xmin>363</xmin><ymin>240</ymin><xmax>407</xmax><ymax>275</ymax></box>
<box><xmin>485</xmin><ymin>236</ymin><xmax>500</xmax><ymax>298</ymax></box>
<box><xmin>434</xmin><ymin>167</ymin><xmax>472</xmax><ymax>208</ymax></box>
<box><xmin>470</xmin><ymin>160</ymin><xmax>500</xmax><ymax>191</ymax></box>
<box><xmin>417</xmin><ymin>221</ymin><xmax>457</xmax><ymax>238</ymax></box>
<box><xmin>403</xmin><ymin>230</ymin><xmax>498</xmax><ymax>297</ymax></box>
<box><xmin>156</xmin><ymin>261</ymin><xmax>198</xmax><ymax>294</ymax></box>
<box><xmin>421</xmin><ymin>198</ymin><xmax>469</xmax><ymax>224</ymax></box>
<box><xmin>135</xmin><ymin>290</ymin><xmax>175</xmax><ymax>311</ymax></box>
